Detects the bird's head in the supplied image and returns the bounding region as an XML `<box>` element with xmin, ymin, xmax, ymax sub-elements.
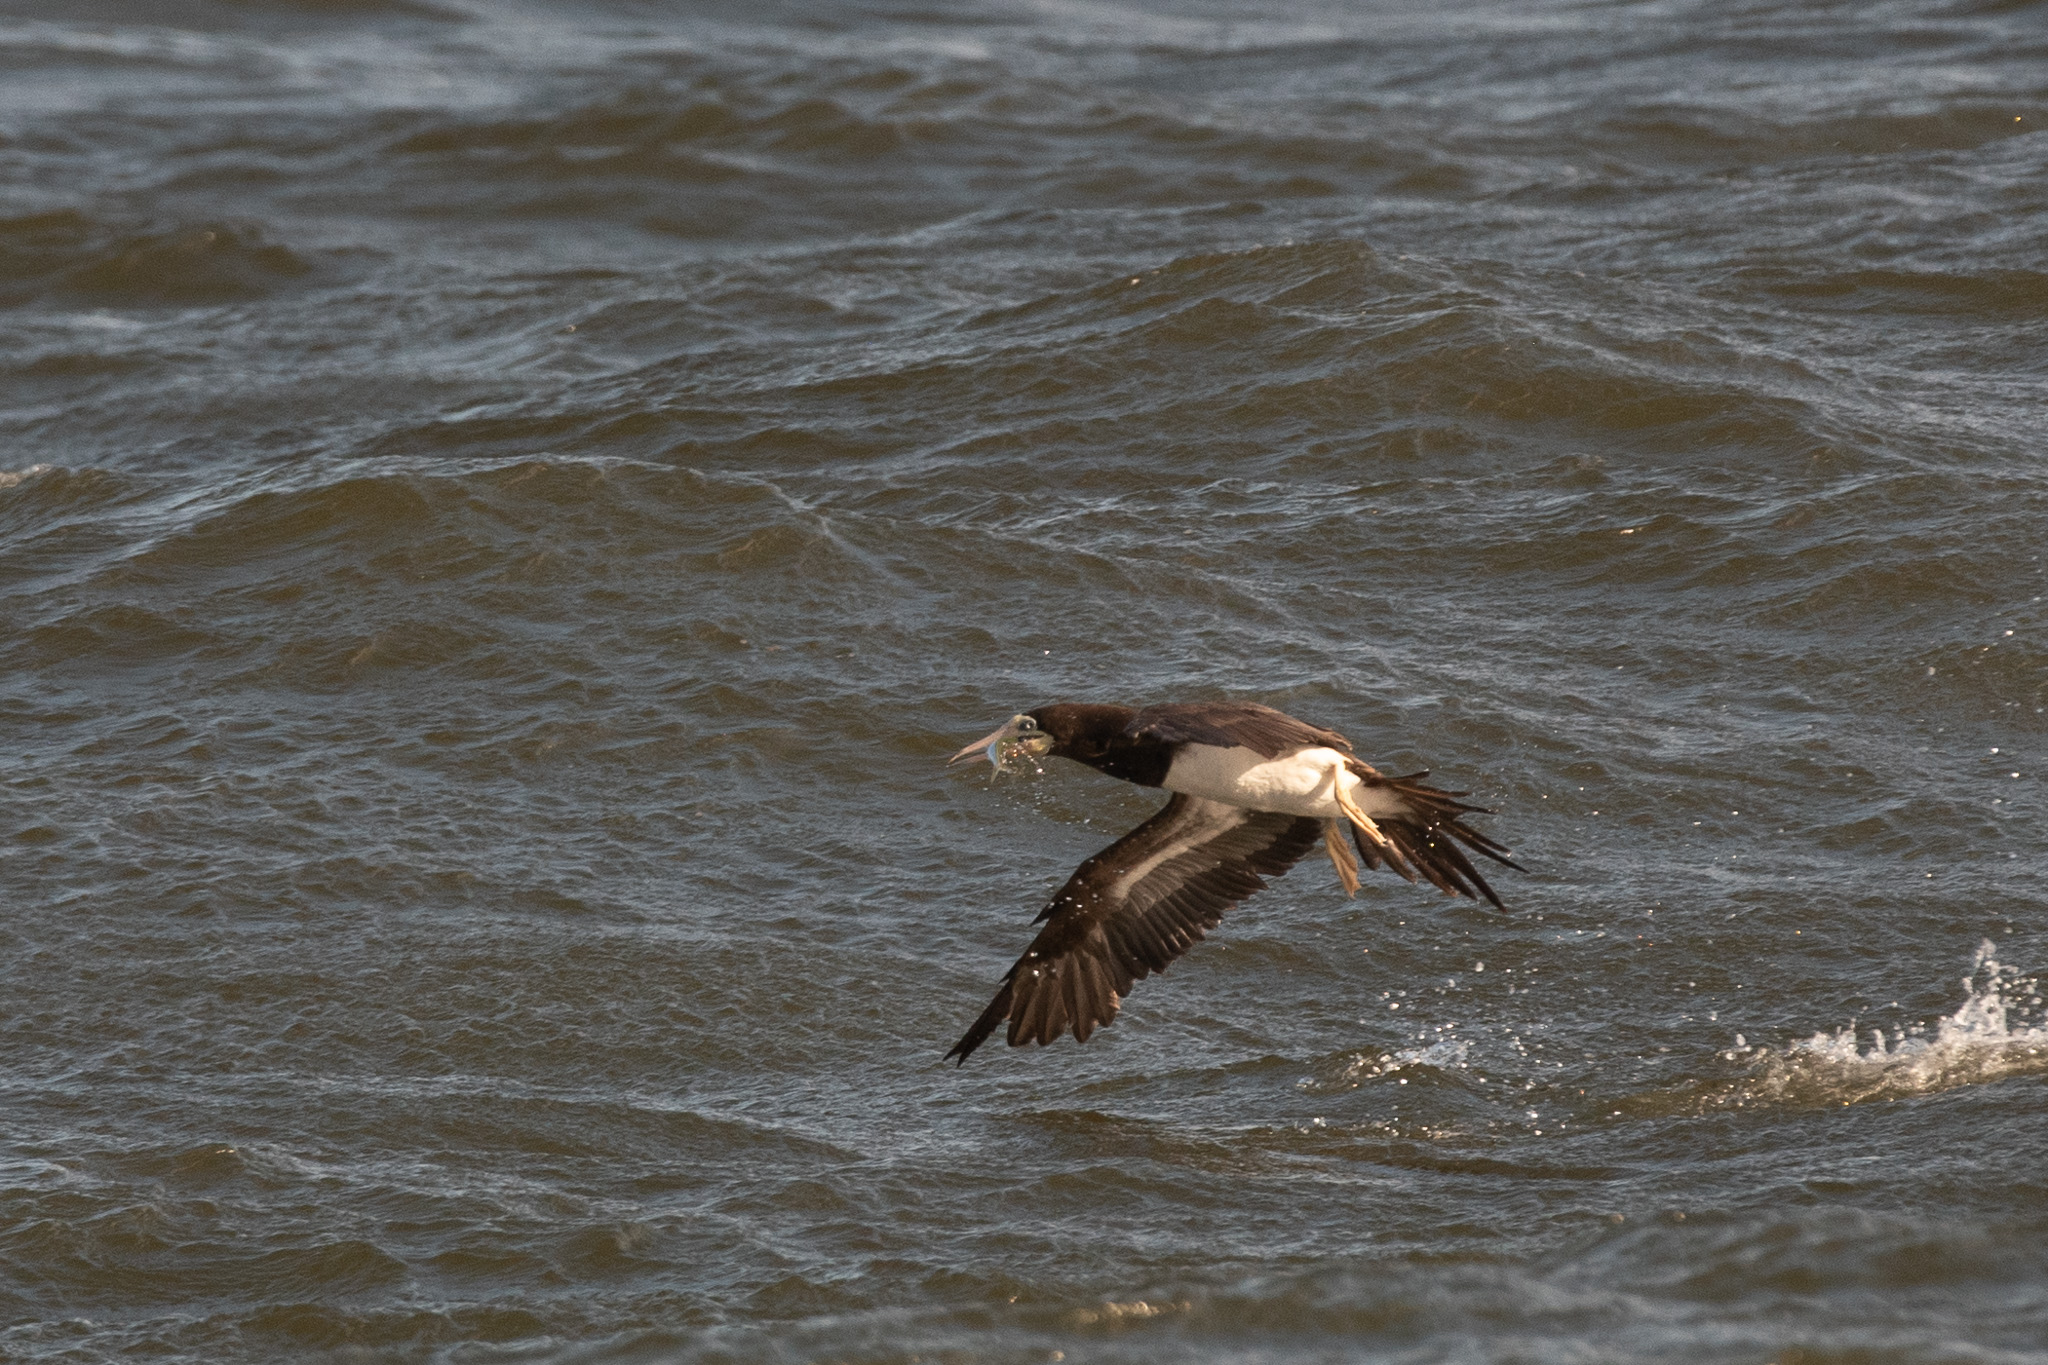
<box><xmin>947</xmin><ymin>704</ymin><xmax>1137</xmax><ymax>772</ymax></box>
<box><xmin>948</xmin><ymin>711</ymin><xmax>1057</xmax><ymax>770</ymax></box>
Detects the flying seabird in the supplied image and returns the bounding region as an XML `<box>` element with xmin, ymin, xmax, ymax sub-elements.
<box><xmin>942</xmin><ymin>701</ymin><xmax>1521</xmax><ymax>1065</ymax></box>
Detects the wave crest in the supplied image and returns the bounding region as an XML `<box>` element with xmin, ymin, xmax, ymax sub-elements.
<box><xmin>1625</xmin><ymin>942</ymin><xmax>2048</xmax><ymax>1119</ymax></box>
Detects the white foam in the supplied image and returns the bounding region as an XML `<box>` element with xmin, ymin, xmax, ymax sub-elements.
<box><xmin>0</xmin><ymin>463</ymin><xmax>53</xmax><ymax>489</ymax></box>
<box><xmin>1722</xmin><ymin>940</ymin><xmax>2048</xmax><ymax>1107</ymax></box>
<box><xmin>1313</xmin><ymin>1035</ymin><xmax>1474</xmax><ymax>1091</ymax></box>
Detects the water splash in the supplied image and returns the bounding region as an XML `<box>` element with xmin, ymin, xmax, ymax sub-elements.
<box><xmin>1634</xmin><ymin>941</ymin><xmax>2048</xmax><ymax>1117</ymax></box>
<box><xmin>1735</xmin><ymin>940</ymin><xmax>2048</xmax><ymax>1105</ymax></box>
<box><xmin>1302</xmin><ymin>1034</ymin><xmax>1476</xmax><ymax>1094</ymax></box>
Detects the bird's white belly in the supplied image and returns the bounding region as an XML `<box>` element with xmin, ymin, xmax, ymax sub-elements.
<box><xmin>1162</xmin><ymin>744</ymin><xmax>1396</xmax><ymax>819</ymax></box>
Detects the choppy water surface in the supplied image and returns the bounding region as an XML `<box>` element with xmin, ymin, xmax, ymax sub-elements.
<box><xmin>4</xmin><ymin>1</ymin><xmax>2047</xmax><ymax>1360</ymax></box>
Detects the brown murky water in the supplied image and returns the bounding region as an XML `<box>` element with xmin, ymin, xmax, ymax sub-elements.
<box><xmin>4</xmin><ymin>1</ymin><xmax>2047</xmax><ymax>1361</ymax></box>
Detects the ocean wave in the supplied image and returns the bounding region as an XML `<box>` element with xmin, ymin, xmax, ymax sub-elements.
<box><xmin>1621</xmin><ymin>941</ymin><xmax>2048</xmax><ymax>1118</ymax></box>
<box><xmin>223</xmin><ymin>0</ymin><xmax>465</xmax><ymax>16</ymax></box>
<box><xmin>0</xmin><ymin>461</ymin><xmax>55</xmax><ymax>489</ymax></box>
<box><xmin>1584</xmin><ymin>99</ymin><xmax>2040</xmax><ymax>167</ymax></box>
<box><xmin>373</xmin><ymin>61</ymin><xmax>1454</xmax><ymax>234</ymax></box>
<box><xmin>751</xmin><ymin>237</ymin><xmax>1837</xmax><ymax>483</ymax></box>
<box><xmin>1568</xmin><ymin>1205</ymin><xmax>2048</xmax><ymax>1300</ymax></box>
<box><xmin>14</xmin><ymin>602</ymin><xmax>221</xmax><ymax>671</ymax></box>
<box><xmin>0</xmin><ymin>211</ymin><xmax>313</xmax><ymax>308</ymax></box>
<box><xmin>5</xmin><ymin>6</ymin><xmax>2046</xmax><ymax>1365</ymax></box>
<box><xmin>1732</xmin><ymin>940</ymin><xmax>2048</xmax><ymax>1102</ymax></box>
<box><xmin>1734</xmin><ymin>265</ymin><xmax>2048</xmax><ymax>316</ymax></box>
<box><xmin>391</xmin><ymin>87</ymin><xmax>936</xmax><ymax>175</ymax></box>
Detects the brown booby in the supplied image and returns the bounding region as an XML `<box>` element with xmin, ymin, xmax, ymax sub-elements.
<box><xmin>943</xmin><ymin>701</ymin><xmax>1521</xmax><ymax>1064</ymax></box>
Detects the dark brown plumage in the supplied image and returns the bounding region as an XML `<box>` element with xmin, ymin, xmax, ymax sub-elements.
<box><xmin>944</xmin><ymin>795</ymin><xmax>1322</xmax><ymax>1065</ymax></box>
<box><xmin>944</xmin><ymin>700</ymin><xmax>1523</xmax><ymax>1064</ymax></box>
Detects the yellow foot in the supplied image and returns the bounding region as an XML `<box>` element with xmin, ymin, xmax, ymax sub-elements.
<box><xmin>1334</xmin><ymin>775</ymin><xmax>1415</xmax><ymax>878</ymax></box>
<box><xmin>1323</xmin><ymin>820</ymin><xmax>1359</xmax><ymax>897</ymax></box>
<box><xmin>1333</xmin><ymin>780</ymin><xmax>1393</xmax><ymax>852</ymax></box>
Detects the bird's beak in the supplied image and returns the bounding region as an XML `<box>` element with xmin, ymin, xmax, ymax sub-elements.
<box><xmin>949</xmin><ymin>717</ymin><xmax>1022</xmax><ymax>766</ymax></box>
<box><xmin>948</xmin><ymin>715</ymin><xmax>1051</xmax><ymax>767</ymax></box>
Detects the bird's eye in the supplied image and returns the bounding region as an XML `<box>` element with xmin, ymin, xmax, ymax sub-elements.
<box><xmin>1019</xmin><ymin>717</ymin><xmax>1036</xmax><ymax>731</ymax></box>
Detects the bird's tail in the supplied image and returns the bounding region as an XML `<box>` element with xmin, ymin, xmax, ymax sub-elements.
<box><xmin>1344</xmin><ymin>764</ymin><xmax>1524</xmax><ymax>910</ymax></box>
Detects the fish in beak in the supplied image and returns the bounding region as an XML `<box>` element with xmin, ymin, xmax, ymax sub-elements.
<box><xmin>948</xmin><ymin>713</ymin><xmax>1054</xmax><ymax>770</ymax></box>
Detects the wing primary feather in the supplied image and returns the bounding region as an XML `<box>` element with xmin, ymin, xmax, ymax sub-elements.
<box><xmin>1066</xmin><ymin>954</ymin><xmax>1098</xmax><ymax>1043</ymax></box>
<box><xmin>945</xmin><ymin>978</ymin><xmax>1015</xmax><ymax>1066</ymax></box>
<box><xmin>945</xmin><ymin>795</ymin><xmax>1322</xmax><ymax>1064</ymax></box>
<box><xmin>1013</xmin><ymin>962</ymin><xmax>1056</xmax><ymax>1045</ymax></box>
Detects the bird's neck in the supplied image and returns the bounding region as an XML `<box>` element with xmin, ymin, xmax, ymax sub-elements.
<box><xmin>1040</xmin><ymin>704</ymin><xmax>1171</xmax><ymax>787</ymax></box>
<box><xmin>1076</xmin><ymin>743</ymin><xmax>1172</xmax><ymax>788</ymax></box>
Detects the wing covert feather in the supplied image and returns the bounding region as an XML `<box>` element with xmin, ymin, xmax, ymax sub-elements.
<box><xmin>1125</xmin><ymin>701</ymin><xmax>1353</xmax><ymax>760</ymax></box>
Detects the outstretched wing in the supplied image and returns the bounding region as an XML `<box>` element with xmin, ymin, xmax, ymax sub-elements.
<box><xmin>945</xmin><ymin>795</ymin><xmax>1323</xmax><ymax>1065</ymax></box>
<box><xmin>1126</xmin><ymin>701</ymin><xmax>1353</xmax><ymax>760</ymax></box>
